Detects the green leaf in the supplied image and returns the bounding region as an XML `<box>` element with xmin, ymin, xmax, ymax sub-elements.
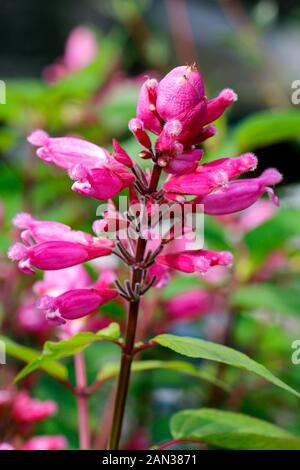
<box><xmin>15</xmin><ymin>323</ymin><xmax>120</xmax><ymax>382</ymax></box>
<box><xmin>0</xmin><ymin>336</ymin><xmax>68</xmax><ymax>382</ymax></box>
<box><xmin>233</xmin><ymin>110</ymin><xmax>300</xmax><ymax>152</ymax></box>
<box><xmin>170</xmin><ymin>408</ymin><xmax>300</xmax><ymax>450</ymax></box>
<box><xmin>231</xmin><ymin>284</ymin><xmax>300</xmax><ymax>316</ymax></box>
<box><xmin>97</xmin><ymin>360</ymin><xmax>229</xmax><ymax>391</ymax></box>
<box><xmin>153</xmin><ymin>334</ymin><xmax>300</xmax><ymax>398</ymax></box>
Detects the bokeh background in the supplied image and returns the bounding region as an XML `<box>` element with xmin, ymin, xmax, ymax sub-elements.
<box><xmin>1</xmin><ymin>0</ymin><xmax>300</xmax><ymax>450</ymax></box>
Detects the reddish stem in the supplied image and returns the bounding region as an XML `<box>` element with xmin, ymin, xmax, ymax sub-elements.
<box><xmin>75</xmin><ymin>352</ymin><xmax>91</xmax><ymax>449</ymax></box>
<box><xmin>107</xmin><ymin>164</ymin><xmax>162</xmax><ymax>450</ymax></box>
<box><xmin>133</xmin><ymin>341</ymin><xmax>157</xmax><ymax>355</ymax></box>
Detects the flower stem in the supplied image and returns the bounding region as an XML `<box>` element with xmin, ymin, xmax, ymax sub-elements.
<box><xmin>75</xmin><ymin>352</ymin><xmax>90</xmax><ymax>449</ymax></box>
<box><xmin>108</xmin><ymin>163</ymin><xmax>162</xmax><ymax>450</ymax></box>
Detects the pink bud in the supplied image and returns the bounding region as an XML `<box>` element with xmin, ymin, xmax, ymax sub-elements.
<box><xmin>155</xmin><ymin>120</ymin><xmax>183</xmax><ymax>155</ymax></box>
<box><xmin>37</xmin><ymin>287</ymin><xmax>117</xmax><ymax>325</ymax></box>
<box><xmin>199</xmin><ymin>168</ymin><xmax>283</xmax><ymax>215</ymax></box>
<box><xmin>8</xmin><ymin>239</ymin><xmax>114</xmax><ymax>274</ymax></box>
<box><xmin>112</xmin><ymin>139</ymin><xmax>133</xmax><ymax>167</ymax></box>
<box><xmin>128</xmin><ymin>118</ymin><xmax>152</xmax><ymax>149</ymax></box>
<box><xmin>163</xmin><ymin>149</ymin><xmax>203</xmax><ymax>175</ymax></box>
<box><xmin>28</xmin><ymin>130</ymin><xmax>109</xmax><ymax>170</ymax></box>
<box><xmin>203</xmin><ymin>88</ymin><xmax>238</xmax><ymax>125</ymax></box>
<box><xmin>64</xmin><ymin>26</ymin><xmax>97</xmax><ymax>71</ymax></box>
<box><xmin>137</xmin><ymin>78</ymin><xmax>163</xmax><ymax>135</ymax></box>
<box><xmin>12</xmin><ymin>391</ymin><xmax>57</xmax><ymax>423</ymax></box>
<box><xmin>157</xmin><ymin>249</ymin><xmax>233</xmax><ymax>273</ymax></box>
<box><xmin>156</xmin><ymin>65</ymin><xmax>205</xmax><ymax>120</ymax></box>
<box><xmin>20</xmin><ymin>436</ymin><xmax>67</xmax><ymax>450</ymax></box>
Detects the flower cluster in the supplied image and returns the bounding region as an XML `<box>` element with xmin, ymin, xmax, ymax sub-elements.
<box><xmin>8</xmin><ymin>64</ymin><xmax>282</xmax><ymax>328</ymax></box>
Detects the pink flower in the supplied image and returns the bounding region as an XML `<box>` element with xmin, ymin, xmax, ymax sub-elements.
<box><xmin>63</xmin><ymin>26</ymin><xmax>97</xmax><ymax>71</ymax></box>
<box><xmin>69</xmin><ymin>162</ymin><xmax>135</xmax><ymax>201</ymax></box>
<box><xmin>43</xmin><ymin>26</ymin><xmax>97</xmax><ymax>83</ymax></box>
<box><xmin>28</xmin><ymin>130</ymin><xmax>109</xmax><ymax>170</ymax></box>
<box><xmin>198</xmin><ymin>168</ymin><xmax>283</xmax><ymax>215</ymax></box>
<box><xmin>17</xmin><ymin>298</ymin><xmax>50</xmax><ymax>334</ymax></box>
<box><xmin>164</xmin><ymin>153</ymin><xmax>257</xmax><ymax>195</ymax></box>
<box><xmin>19</xmin><ymin>435</ymin><xmax>67</xmax><ymax>450</ymax></box>
<box><xmin>157</xmin><ymin>249</ymin><xmax>233</xmax><ymax>274</ymax></box>
<box><xmin>12</xmin><ymin>391</ymin><xmax>57</xmax><ymax>423</ymax></box>
<box><xmin>13</xmin><ymin>212</ymin><xmax>94</xmax><ymax>245</ymax></box>
<box><xmin>0</xmin><ymin>443</ymin><xmax>15</xmax><ymax>450</ymax></box>
<box><xmin>239</xmin><ymin>200</ymin><xmax>276</xmax><ymax>231</ymax></box>
<box><xmin>165</xmin><ymin>288</ymin><xmax>214</xmax><ymax>321</ymax></box>
<box><xmin>133</xmin><ymin>65</ymin><xmax>237</xmax><ymax>150</ymax></box>
<box><xmin>8</xmin><ymin>239</ymin><xmax>114</xmax><ymax>275</ymax></box>
<box><xmin>33</xmin><ymin>265</ymin><xmax>91</xmax><ymax>296</ymax></box>
<box><xmin>37</xmin><ymin>287</ymin><xmax>118</xmax><ymax>325</ymax></box>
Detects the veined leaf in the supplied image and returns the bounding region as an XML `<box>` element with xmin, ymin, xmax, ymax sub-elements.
<box><xmin>153</xmin><ymin>334</ymin><xmax>300</xmax><ymax>398</ymax></box>
<box><xmin>170</xmin><ymin>408</ymin><xmax>300</xmax><ymax>450</ymax></box>
<box><xmin>14</xmin><ymin>323</ymin><xmax>120</xmax><ymax>382</ymax></box>
<box><xmin>0</xmin><ymin>336</ymin><xmax>68</xmax><ymax>382</ymax></box>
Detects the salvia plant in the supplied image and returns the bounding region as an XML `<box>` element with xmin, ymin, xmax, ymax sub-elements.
<box><xmin>5</xmin><ymin>63</ymin><xmax>300</xmax><ymax>451</ymax></box>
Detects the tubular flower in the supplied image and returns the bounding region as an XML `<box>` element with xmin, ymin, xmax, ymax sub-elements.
<box><xmin>37</xmin><ymin>287</ymin><xmax>117</xmax><ymax>326</ymax></box>
<box><xmin>8</xmin><ymin>239</ymin><xmax>114</xmax><ymax>275</ymax></box>
<box><xmin>28</xmin><ymin>130</ymin><xmax>109</xmax><ymax>170</ymax></box>
<box><xmin>69</xmin><ymin>162</ymin><xmax>135</xmax><ymax>201</ymax></box>
<box><xmin>12</xmin><ymin>391</ymin><xmax>57</xmax><ymax>423</ymax></box>
<box><xmin>157</xmin><ymin>249</ymin><xmax>233</xmax><ymax>274</ymax></box>
<box><xmin>13</xmin><ymin>212</ymin><xmax>94</xmax><ymax>245</ymax></box>
<box><xmin>136</xmin><ymin>78</ymin><xmax>162</xmax><ymax>135</ymax></box>
<box><xmin>163</xmin><ymin>153</ymin><xmax>257</xmax><ymax>195</ymax></box>
<box><xmin>198</xmin><ymin>168</ymin><xmax>283</xmax><ymax>215</ymax></box>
